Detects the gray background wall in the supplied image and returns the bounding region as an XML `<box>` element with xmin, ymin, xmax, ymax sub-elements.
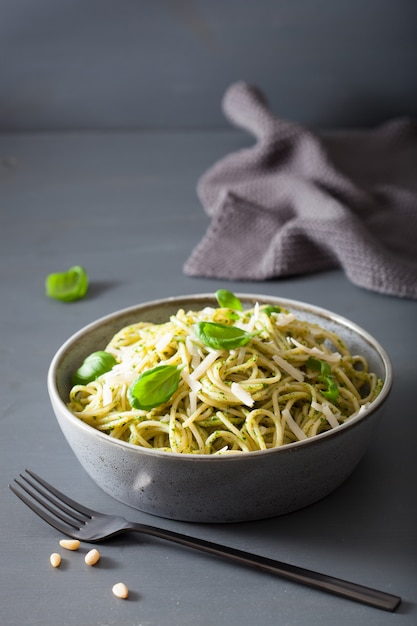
<box><xmin>1</xmin><ymin>0</ymin><xmax>416</xmax><ymax>131</ymax></box>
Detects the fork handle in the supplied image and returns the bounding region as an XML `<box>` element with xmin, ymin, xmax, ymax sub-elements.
<box><xmin>129</xmin><ymin>522</ymin><xmax>400</xmax><ymax>612</ymax></box>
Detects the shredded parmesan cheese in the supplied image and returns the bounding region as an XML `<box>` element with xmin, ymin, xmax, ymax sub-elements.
<box><xmin>321</xmin><ymin>404</ymin><xmax>340</xmax><ymax>429</ymax></box>
<box><xmin>236</xmin><ymin>302</ymin><xmax>259</xmax><ymax>333</ymax></box>
<box><xmin>102</xmin><ymin>369</ymin><xmax>136</xmax><ymax>387</ymax></box>
<box><xmin>102</xmin><ymin>384</ymin><xmax>113</xmax><ymax>406</ymax></box>
<box><xmin>282</xmin><ymin>408</ymin><xmax>308</xmax><ymax>440</ymax></box>
<box><xmin>311</xmin><ymin>400</ymin><xmax>340</xmax><ymax>428</ymax></box>
<box><xmin>231</xmin><ymin>382</ymin><xmax>255</xmax><ymax>407</ymax></box>
<box><xmin>155</xmin><ymin>332</ymin><xmax>173</xmax><ymax>352</ymax></box>
<box><xmin>351</xmin><ymin>403</ymin><xmax>370</xmax><ymax>418</ymax></box>
<box><xmin>290</xmin><ymin>338</ymin><xmax>341</xmax><ymax>362</ymax></box>
<box><xmin>188</xmin><ymin>391</ymin><xmax>197</xmax><ymax>417</ymax></box>
<box><xmin>181</xmin><ymin>369</ymin><xmax>202</xmax><ymax>394</ymax></box>
<box><xmin>272</xmin><ymin>354</ymin><xmax>304</xmax><ymax>382</ymax></box>
<box><xmin>274</xmin><ymin>312</ymin><xmax>296</xmax><ymax>326</ymax></box>
<box><xmin>186</xmin><ymin>335</ymin><xmax>200</xmax><ymax>357</ymax></box>
<box><xmin>190</xmin><ymin>350</ymin><xmax>222</xmax><ymax>380</ymax></box>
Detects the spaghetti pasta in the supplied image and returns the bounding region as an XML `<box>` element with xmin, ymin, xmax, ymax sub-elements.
<box><xmin>68</xmin><ymin>297</ymin><xmax>383</xmax><ymax>455</ymax></box>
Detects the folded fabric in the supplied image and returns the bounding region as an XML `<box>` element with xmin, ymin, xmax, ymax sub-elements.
<box><xmin>183</xmin><ymin>81</ymin><xmax>417</xmax><ymax>299</ymax></box>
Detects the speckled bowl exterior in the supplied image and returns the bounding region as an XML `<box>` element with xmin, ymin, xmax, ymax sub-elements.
<box><xmin>47</xmin><ymin>294</ymin><xmax>392</xmax><ymax>523</ymax></box>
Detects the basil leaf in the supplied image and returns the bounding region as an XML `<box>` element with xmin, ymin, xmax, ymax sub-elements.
<box><xmin>45</xmin><ymin>265</ymin><xmax>88</xmax><ymax>302</ymax></box>
<box><xmin>262</xmin><ymin>305</ymin><xmax>282</xmax><ymax>316</ymax></box>
<box><xmin>321</xmin><ymin>380</ymin><xmax>339</xmax><ymax>402</ymax></box>
<box><xmin>307</xmin><ymin>357</ymin><xmax>339</xmax><ymax>402</ymax></box>
<box><xmin>194</xmin><ymin>321</ymin><xmax>255</xmax><ymax>350</ymax></box>
<box><xmin>215</xmin><ymin>289</ymin><xmax>243</xmax><ymax>311</ymax></box>
<box><xmin>128</xmin><ymin>365</ymin><xmax>182</xmax><ymax>410</ymax></box>
<box><xmin>72</xmin><ymin>351</ymin><xmax>117</xmax><ymax>385</ymax></box>
<box><xmin>307</xmin><ymin>357</ymin><xmax>325</xmax><ymax>373</ymax></box>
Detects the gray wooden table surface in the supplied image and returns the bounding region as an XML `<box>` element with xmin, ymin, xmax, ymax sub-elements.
<box><xmin>1</xmin><ymin>130</ymin><xmax>416</xmax><ymax>626</ymax></box>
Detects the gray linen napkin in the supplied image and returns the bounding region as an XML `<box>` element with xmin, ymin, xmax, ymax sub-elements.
<box><xmin>184</xmin><ymin>82</ymin><xmax>417</xmax><ymax>299</ymax></box>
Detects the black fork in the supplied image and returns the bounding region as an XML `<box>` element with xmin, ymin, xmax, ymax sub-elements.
<box><xmin>9</xmin><ymin>469</ymin><xmax>401</xmax><ymax>612</ymax></box>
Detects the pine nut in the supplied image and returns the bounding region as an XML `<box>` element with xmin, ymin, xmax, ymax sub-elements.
<box><xmin>112</xmin><ymin>582</ymin><xmax>129</xmax><ymax>599</ymax></box>
<box><xmin>84</xmin><ymin>548</ymin><xmax>101</xmax><ymax>566</ymax></box>
<box><xmin>50</xmin><ymin>553</ymin><xmax>62</xmax><ymax>568</ymax></box>
<box><xmin>59</xmin><ymin>539</ymin><xmax>80</xmax><ymax>551</ymax></box>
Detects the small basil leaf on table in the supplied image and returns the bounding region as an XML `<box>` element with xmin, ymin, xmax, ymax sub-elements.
<box><xmin>215</xmin><ymin>289</ymin><xmax>243</xmax><ymax>311</ymax></box>
<box><xmin>45</xmin><ymin>265</ymin><xmax>88</xmax><ymax>302</ymax></box>
<box><xmin>128</xmin><ymin>365</ymin><xmax>182</xmax><ymax>410</ymax></box>
<box><xmin>194</xmin><ymin>321</ymin><xmax>255</xmax><ymax>350</ymax></box>
<box><xmin>72</xmin><ymin>351</ymin><xmax>117</xmax><ymax>385</ymax></box>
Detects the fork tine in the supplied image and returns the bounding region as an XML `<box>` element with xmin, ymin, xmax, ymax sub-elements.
<box><xmin>24</xmin><ymin>469</ymin><xmax>95</xmax><ymax>517</ymax></box>
<box><xmin>13</xmin><ymin>474</ymin><xmax>85</xmax><ymax>527</ymax></box>
<box><xmin>9</xmin><ymin>468</ymin><xmax>98</xmax><ymax>537</ymax></box>
<box><xmin>9</xmin><ymin>482</ymin><xmax>79</xmax><ymax>536</ymax></box>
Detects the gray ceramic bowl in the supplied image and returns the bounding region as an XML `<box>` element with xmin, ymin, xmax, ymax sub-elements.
<box><xmin>48</xmin><ymin>294</ymin><xmax>392</xmax><ymax>523</ymax></box>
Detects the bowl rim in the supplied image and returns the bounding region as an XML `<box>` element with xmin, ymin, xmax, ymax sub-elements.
<box><xmin>47</xmin><ymin>292</ymin><xmax>393</xmax><ymax>462</ymax></box>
